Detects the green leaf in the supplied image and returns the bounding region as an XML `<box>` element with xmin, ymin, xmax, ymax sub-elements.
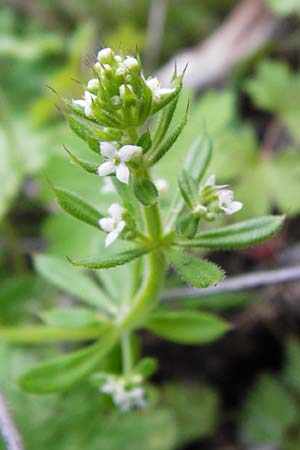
<box><xmin>166</xmin><ymin>248</ymin><xmax>224</xmax><ymax>288</ymax></box>
<box><xmin>241</xmin><ymin>374</ymin><xmax>299</xmax><ymax>445</ymax></box>
<box><xmin>133</xmin><ymin>358</ymin><xmax>158</xmax><ymax>379</ymax></box>
<box><xmin>150</xmin><ymin>74</ymin><xmax>183</xmax><ymax>115</ymax></box>
<box><xmin>175</xmin><ymin>216</ymin><xmax>284</xmax><ymax>249</ymax></box>
<box><xmin>267</xmin><ymin>0</ymin><xmax>300</xmax><ymax>16</ymax></box>
<box><xmin>34</xmin><ymin>254</ymin><xmax>115</xmax><ymax>312</ymax></box>
<box><xmin>162</xmin><ymin>383</ymin><xmax>220</xmax><ymax>445</ymax></box>
<box><xmin>65</xmin><ymin>147</ymin><xmax>99</xmax><ymax>174</ymax></box>
<box><xmin>152</xmin><ymin>96</ymin><xmax>179</xmax><ymax>149</ymax></box>
<box><xmin>176</xmin><ymin>213</ymin><xmax>199</xmax><ymax>239</ymax></box>
<box><xmin>282</xmin><ymin>339</ymin><xmax>300</xmax><ymax>394</ymax></box>
<box><xmin>53</xmin><ymin>185</ymin><xmax>103</xmax><ymax>228</ymax></box>
<box><xmin>184</xmin><ymin>134</ymin><xmax>212</xmax><ymax>183</ymax></box>
<box><xmin>147</xmin><ymin>310</ymin><xmax>230</xmax><ymax>344</ymax></box>
<box><xmin>65</xmin><ymin>113</ymin><xmax>99</xmax><ymax>153</ymax></box>
<box><xmin>19</xmin><ymin>331</ymin><xmax>118</xmax><ymax>393</ymax></box>
<box><xmin>178</xmin><ymin>169</ymin><xmax>198</xmax><ymax>209</ymax></box>
<box><xmin>69</xmin><ymin>246</ymin><xmax>152</xmax><ymax>270</ymax></box>
<box><xmin>40</xmin><ymin>307</ymin><xmax>108</xmax><ymax>328</ymax></box>
<box><xmin>137</xmin><ymin>130</ymin><xmax>152</xmax><ymax>153</ymax></box>
<box><xmin>0</xmin><ymin>326</ymin><xmax>105</xmax><ymax>343</ymax></box>
<box><xmin>133</xmin><ymin>177</ymin><xmax>158</xmax><ymax>206</ymax></box>
<box><xmin>147</xmin><ymin>109</ymin><xmax>188</xmax><ymax>165</ymax></box>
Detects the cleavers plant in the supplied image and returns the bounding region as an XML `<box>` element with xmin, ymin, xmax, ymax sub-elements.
<box><xmin>0</xmin><ymin>48</ymin><xmax>284</xmax><ymax>411</ymax></box>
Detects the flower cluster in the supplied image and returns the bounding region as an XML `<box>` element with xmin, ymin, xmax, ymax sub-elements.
<box><xmin>99</xmin><ymin>203</ymin><xmax>126</xmax><ymax>247</ymax></box>
<box><xmin>100</xmin><ymin>376</ymin><xmax>147</xmax><ymax>412</ymax></box>
<box><xmin>194</xmin><ymin>175</ymin><xmax>243</xmax><ymax>220</ymax></box>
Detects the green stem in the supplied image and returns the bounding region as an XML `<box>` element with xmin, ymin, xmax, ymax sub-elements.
<box><xmin>121</xmin><ymin>200</ymin><xmax>166</xmax><ymax>330</ymax></box>
<box><xmin>121</xmin><ymin>331</ymin><xmax>133</xmax><ymax>375</ymax></box>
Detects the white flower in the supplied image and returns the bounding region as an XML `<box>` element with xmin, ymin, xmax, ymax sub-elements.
<box><xmin>97</xmin><ymin>47</ymin><xmax>114</xmax><ymax>64</ymax></box>
<box><xmin>123</xmin><ymin>56</ymin><xmax>139</xmax><ymax>70</ymax></box>
<box><xmin>101</xmin><ymin>177</ymin><xmax>116</xmax><ymax>194</ymax></box>
<box><xmin>196</xmin><ymin>174</ymin><xmax>243</xmax><ymax>218</ymax></box>
<box><xmin>218</xmin><ymin>190</ymin><xmax>243</xmax><ymax>215</ymax></box>
<box><xmin>97</xmin><ymin>142</ymin><xmax>142</xmax><ymax>184</ymax></box>
<box><xmin>146</xmin><ymin>77</ymin><xmax>175</xmax><ymax>102</ymax></box>
<box><xmin>155</xmin><ymin>178</ymin><xmax>169</xmax><ymax>192</ymax></box>
<box><xmin>100</xmin><ymin>377</ymin><xmax>147</xmax><ymax>412</ymax></box>
<box><xmin>73</xmin><ymin>91</ymin><xmax>96</xmax><ymax>118</ymax></box>
<box><xmin>98</xmin><ymin>203</ymin><xmax>126</xmax><ymax>247</ymax></box>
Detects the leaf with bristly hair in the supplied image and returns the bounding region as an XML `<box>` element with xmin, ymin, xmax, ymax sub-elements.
<box><xmin>64</xmin><ymin>146</ymin><xmax>99</xmax><ymax>174</ymax></box>
<box><xmin>165</xmin><ymin>248</ymin><xmax>224</xmax><ymax>288</ymax></box>
<box><xmin>69</xmin><ymin>246</ymin><xmax>152</xmax><ymax>270</ymax></box>
<box><xmin>175</xmin><ymin>216</ymin><xmax>285</xmax><ymax>249</ymax></box>
<box><xmin>53</xmin><ymin>185</ymin><xmax>103</xmax><ymax>228</ymax></box>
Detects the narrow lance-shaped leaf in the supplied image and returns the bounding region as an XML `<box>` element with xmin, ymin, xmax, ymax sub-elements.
<box><xmin>34</xmin><ymin>254</ymin><xmax>115</xmax><ymax>313</ymax></box>
<box><xmin>137</xmin><ymin>129</ymin><xmax>152</xmax><ymax>153</ymax></box>
<box><xmin>146</xmin><ymin>310</ymin><xmax>230</xmax><ymax>344</ymax></box>
<box><xmin>19</xmin><ymin>331</ymin><xmax>118</xmax><ymax>394</ymax></box>
<box><xmin>178</xmin><ymin>169</ymin><xmax>198</xmax><ymax>209</ymax></box>
<box><xmin>165</xmin><ymin>134</ymin><xmax>212</xmax><ymax>229</ymax></box>
<box><xmin>133</xmin><ymin>177</ymin><xmax>158</xmax><ymax>206</ymax></box>
<box><xmin>152</xmin><ymin>96</ymin><xmax>179</xmax><ymax>149</ymax></box>
<box><xmin>69</xmin><ymin>246</ymin><xmax>152</xmax><ymax>270</ymax></box>
<box><xmin>53</xmin><ymin>185</ymin><xmax>103</xmax><ymax>228</ymax></box>
<box><xmin>166</xmin><ymin>248</ymin><xmax>224</xmax><ymax>288</ymax></box>
<box><xmin>147</xmin><ymin>107</ymin><xmax>188</xmax><ymax>165</ymax></box>
<box><xmin>65</xmin><ymin>113</ymin><xmax>99</xmax><ymax>153</ymax></box>
<box><xmin>40</xmin><ymin>307</ymin><xmax>109</xmax><ymax>328</ymax></box>
<box><xmin>184</xmin><ymin>134</ymin><xmax>212</xmax><ymax>183</ymax></box>
<box><xmin>0</xmin><ymin>326</ymin><xmax>105</xmax><ymax>343</ymax></box>
<box><xmin>64</xmin><ymin>147</ymin><xmax>99</xmax><ymax>175</ymax></box>
<box><xmin>175</xmin><ymin>215</ymin><xmax>285</xmax><ymax>249</ymax></box>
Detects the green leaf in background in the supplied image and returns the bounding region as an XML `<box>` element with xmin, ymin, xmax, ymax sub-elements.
<box><xmin>69</xmin><ymin>246</ymin><xmax>152</xmax><ymax>270</ymax></box>
<box><xmin>166</xmin><ymin>248</ymin><xmax>224</xmax><ymax>288</ymax></box>
<box><xmin>176</xmin><ymin>215</ymin><xmax>285</xmax><ymax>249</ymax></box>
<box><xmin>241</xmin><ymin>374</ymin><xmax>299</xmax><ymax>446</ymax></box>
<box><xmin>147</xmin><ymin>310</ymin><xmax>230</xmax><ymax>344</ymax></box>
<box><xmin>282</xmin><ymin>339</ymin><xmax>300</xmax><ymax>394</ymax></box>
<box><xmin>19</xmin><ymin>331</ymin><xmax>118</xmax><ymax>394</ymax></box>
<box><xmin>267</xmin><ymin>0</ymin><xmax>300</xmax><ymax>16</ymax></box>
<box><xmin>40</xmin><ymin>307</ymin><xmax>108</xmax><ymax>328</ymax></box>
<box><xmin>34</xmin><ymin>254</ymin><xmax>115</xmax><ymax>313</ymax></box>
<box><xmin>53</xmin><ymin>185</ymin><xmax>103</xmax><ymax>228</ymax></box>
<box><xmin>0</xmin><ymin>345</ymin><xmax>178</xmax><ymax>450</ymax></box>
<box><xmin>245</xmin><ymin>61</ymin><xmax>300</xmax><ymax>138</ymax></box>
<box><xmin>178</xmin><ymin>169</ymin><xmax>198</xmax><ymax>209</ymax></box>
<box><xmin>162</xmin><ymin>383</ymin><xmax>220</xmax><ymax>445</ymax></box>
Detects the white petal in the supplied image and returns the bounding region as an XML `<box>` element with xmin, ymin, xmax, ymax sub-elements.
<box><xmin>101</xmin><ymin>178</ymin><xmax>115</xmax><ymax>194</ymax></box>
<box><xmin>116</xmin><ymin>163</ymin><xmax>129</xmax><ymax>184</ymax></box>
<box><xmin>105</xmin><ymin>230</ymin><xmax>119</xmax><ymax>247</ymax></box>
<box><xmin>146</xmin><ymin>77</ymin><xmax>160</xmax><ymax>92</ymax></box>
<box><xmin>97</xmin><ymin>161</ymin><xmax>116</xmax><ymax>177</ymax></box>
<box><xmin>100</xmin><ymin>142</ymin><xmax>118</xmax><ymax>158</ymax></box>
<box><xmin>155</xmin><ymin>178</ymin><xmax>168</xmax><ymax>191</ymax></box>
<box><xmin>226</xmin><ymin>201</ymin><xmax>243</xmax><ymax>215</ymax></box>
<box><xmin>205</xmin><ymin>175</ymin><xmax>216</xmax><ymax>187</ymax></box>
<box><xmin>157</xmin><ymin>87</ymin><xmax>175</xmax><ymax>96</ymax></box>
<box><xmin>108</xmin><ymin>203</ymin><xmax>124</xmax><ymax>221</ymax></box>
<box><xmin>115</xmin><ymin>220</ymin><xmax>126</xmax><ymax>234</ymax></box>
<box><xmin>99</xmin><ymin>217</ymin><xmax>114</xmax><ymax>232</ymax></box>
<box><xmin>73</xmin><ymin>99</ymin><xmax>86</xmax><ymax>107</ymax></box>
<box><xmin>119</xmin><ymin>145</ymin><xmax>142</xmax><ymax>162</ymax></box>
<box><xmin>97</xmin><ymin>48</ymin><xmax>114</xmax><ymax>61</ymax></box>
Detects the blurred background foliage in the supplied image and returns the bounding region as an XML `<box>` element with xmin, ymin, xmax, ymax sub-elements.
<box><xmin>1</xmin><ymin>0</ymin><xmax>300</xmax><ymax>449</ymax></box>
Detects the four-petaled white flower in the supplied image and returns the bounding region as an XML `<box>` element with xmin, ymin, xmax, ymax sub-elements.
<box><xmin>218</xmin><ymin>189</ymin><xmax>243</xmax><ymax>215</ymax></box>
<box><xmin>146</xmin><ymin>77</ymin><xmax>175</xmax><ymax>102</ymax></box>
<box><xmin>98</xmin><ymin>203</ymin><xmax>126</xmax><ymax>247</ymax></box>
<box><xmin>97</xmin><ymin>142</ymin><xmax>142</xmax><ymax>184</ymax></box>
<box><xmin>196</xmin><ymin>174</ymin><xmax>243</xmax><ymax>217</ymax></box>
<box><xmin>73</xmin><ymin>90</ymin><xmax>96</xmax><ymax>118</ymax></box>
<box><xmin>101</xmin><ymin>377</ymin><xmax>147</xmax><ymax>412</ymax></box>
